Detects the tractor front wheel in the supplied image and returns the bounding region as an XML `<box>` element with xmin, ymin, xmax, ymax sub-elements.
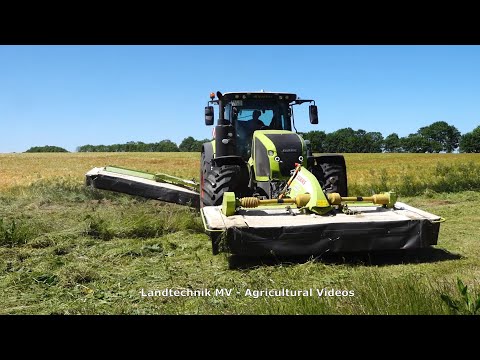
<box><xmin>201</xmin><ymin>163</ymin><xmax>248</xmax><ymax>206</ymax></box>
<box><xmin>200</xmin><ymin>148</ymin><xmax>212</xmax><ymax>208</ymax></box>
<box><xmin>200</xmin><ymin>150</ymin><xmax>249</xmax><ymax>255</ymax></box>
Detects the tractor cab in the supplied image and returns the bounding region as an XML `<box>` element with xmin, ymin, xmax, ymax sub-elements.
<box><xmin>205</xmin><ymin>91</ymin><xmax>318</xmax><ymax>160</ymax></box>
<box><xmin>231</xmin><ymin>99</ymin><xmax>293</xmax><ymax>159</ymax></box>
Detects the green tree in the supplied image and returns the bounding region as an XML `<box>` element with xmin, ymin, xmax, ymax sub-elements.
<box><xmin>324</xmin><ymin>128</ymin><xmax>356</xmax><ymax>153</ymax></box>
<box><xmin>366</xmin><ymin>132</ymin><xmax>384</xmax><ymax>153</ymax></box>
<box><xmin>302</xmin><ymin>131</ymin><xmax>326</xmax><ymax>152</ymax></box>
<box><xmin>353</xmin><ymin>129</ymin><xmax>368</xmax><ymax>152</ymax></box>
<box><xmin>25</xmin><ymin>145</ymin><xmax>68</xmax><ymax>153</ymax></box>
<box><xmin>460</xmin><ymin>126</ymin><xmax>480</xmax><ymax>153</ymax></box>
<box><xmin>417</xmin><ymin>121</ymin><xmax>461</xmax><ymax>153</ymax></box>
<box><xmin>155</xmin><ymin>140</ymin><xmax>179</xmax><ymax>152</ymax></box>
<box><xmin>384</xmin><ymin>133</ymin><xmax>402</xmax><ymax>153</ymax></box>
<box><xmin>179</xmin><ymin>137</ymin><xmax>211</xmax><ymax>152</ymax></box>
<box><xmin>401</xmin><ymin>134</ymin><xmax>433</xmax><ymax>153</ymax></box>
<box><xmin>179</xmin><ymin>136</ymin><xmax>198</xmax><ymax>152</ymax></box>
<box><xmin>77</xmin><ymin>145</ymin><xmax>94</xmax><ymax>152</ymax></box>
<box><xmin>354</xmin><ymin>130</ymin><xmax>383</xmax><ymax>153</ymax></box>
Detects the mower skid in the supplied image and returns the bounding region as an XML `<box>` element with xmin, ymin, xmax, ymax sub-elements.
<box><xmin>85</xmin><ymin>167</ymin><xmax>200</xmax><ymax>208</ymax></box>
<box><xmin>201</xmin><ymin>202</ymin><xmax>442</xmax><ymax>256</ymax></box>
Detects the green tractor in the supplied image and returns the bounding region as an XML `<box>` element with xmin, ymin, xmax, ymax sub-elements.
<box><xmin>200</xmin><ymin>91</ymin><xmax>347</xmax><ymax>208</ymax></box>
<box><xmin>198</xmin><ymin>91</ymin><xmax>441</xmax><ymax>256</ymax></box>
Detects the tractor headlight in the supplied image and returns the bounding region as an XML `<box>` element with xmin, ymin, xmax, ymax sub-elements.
<box><xmin>298</xmin><ymin>156</ymin><xmax>304</xmax><ymax>162</ymax></box>
<box><xmin>274</xmin><ymin>156</ymin><xmax>281</xmax><ymax>162</ymax></box>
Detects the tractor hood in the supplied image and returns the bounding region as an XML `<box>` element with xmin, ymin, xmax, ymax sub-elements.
<box><xmin>252</xmin><ymin>130</ymin><xmax>307</xmax><ymax>182</ymax></box>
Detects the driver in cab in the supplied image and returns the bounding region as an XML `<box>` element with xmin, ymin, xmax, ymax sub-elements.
<box><xmin>236</xmin><ymin>109</ymin><xmax>268</xmax><ymax>158</ymax></box>
<box><xmin>248</xmin><ymin>110</ymin><xmax>267</xmax><ymax>132</ymax></box>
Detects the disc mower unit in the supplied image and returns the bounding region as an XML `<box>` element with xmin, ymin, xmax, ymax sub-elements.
<box><xmin>85</xmin><ymin>166</ymin><xmax>200</xmax><ymax>207</ymax></box>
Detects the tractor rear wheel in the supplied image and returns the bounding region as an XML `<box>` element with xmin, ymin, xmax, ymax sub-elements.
<box><xmin>311</xmin><ymin>154</ymin><xmax>348</xmax><ymax>196</ymax></box>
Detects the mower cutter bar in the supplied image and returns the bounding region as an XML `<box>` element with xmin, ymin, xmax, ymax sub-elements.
<box><xmin>85</xmin><ymin>167</ymin><xmax>200</xmax><ymax>208</ymax></box>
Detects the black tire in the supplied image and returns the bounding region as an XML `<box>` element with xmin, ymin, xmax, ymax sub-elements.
<box><xmin>200</xmin><ymin>145</ymin><xmax>248</xmax><ymax>255</ymax></box>
<box><xmin>200</xmin><ymin>145</ymin><xmax>250</xmax><ymax>207</ymax></box>
<box><xmin>201</xmin><ymin>164</ymin><xmax>248</xmax><ymax>206</ymax></box>
<box><xmin>200</xmin><ymin>146</ymin><xmax>213</xmax><ymax>208</ymax></box>
<box><xmin>200</xmin><ymin>145</ymin><xmax>219</xmax><ymax>254</ymax></box>
<box><xmin>311</xmin><ymin>154</ymin><xmax>348</xmax><ymax>196</ymax></box>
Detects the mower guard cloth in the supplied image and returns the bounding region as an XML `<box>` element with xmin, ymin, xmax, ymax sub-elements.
<box><xmin>201</xmin><ymin>202</ymin><xmax>441</xmax><ymax>256</ymax></box>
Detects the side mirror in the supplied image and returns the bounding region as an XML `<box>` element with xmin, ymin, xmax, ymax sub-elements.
<box><xmin>205</xmin><ymin>106</ymin><xmax>214</xmax><ymax>126</ymax></box>
<box><xmin>309</xmin><ymin>105</ymin><xmax>318</xmax><ymax>124</ymax></box>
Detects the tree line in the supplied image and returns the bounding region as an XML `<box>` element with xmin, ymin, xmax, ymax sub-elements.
<box><xmin>25</xmin><ymin>122</ymin><xmax>480</xmax><ymax>153</ymax></box>
<box><xmin>25</xmin><ymin>145</ymin><xmax>69</xmax><ymax>153</ymax></box>
<box><xmin>301</xmin><ymin>122</ymin><xmax>480</xmax><ymax>153</ymax></box>
<box><xmin>76</xmin><ymin>137</ymin><xmax>210</xmax><ymax>153</ymax></box>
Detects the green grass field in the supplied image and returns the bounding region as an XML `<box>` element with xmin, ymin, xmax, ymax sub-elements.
<box><xmin>1</xmin><ymin>153</ymin><xmax>480</xmax><ymax>314</ymax></box>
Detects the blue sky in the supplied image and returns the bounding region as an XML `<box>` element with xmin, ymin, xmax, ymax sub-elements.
<box><xmin>0</xmin><ymin>45</ymin><xmax>479</xmax><ymax>153</ymax></box>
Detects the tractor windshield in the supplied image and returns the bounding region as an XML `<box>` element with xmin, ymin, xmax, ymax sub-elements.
<box><xmin>233</xmin><ymin>101</ymin><xmax>291</xmax><ymax>159</ymax></box>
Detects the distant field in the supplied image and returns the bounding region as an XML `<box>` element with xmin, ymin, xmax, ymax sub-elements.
<box><xmin>1</xmin><ymin>152</ymin><xmax>480</xmax><ymax>314</ymax></box>
<box><xmin>1</xmin><ymin>152</ymin><xmax>479</xmax><ymax>196</ymax></box>
<box><xmin>0</xmin><ymin>152</ymin><xmax>199</xmax><ymax>191</ymax></box>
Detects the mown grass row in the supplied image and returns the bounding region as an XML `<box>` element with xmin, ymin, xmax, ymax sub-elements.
<box><xmin>0</xmin><ymin>179</ymin><xmax>203</xmax><ymax>247</ymax></box>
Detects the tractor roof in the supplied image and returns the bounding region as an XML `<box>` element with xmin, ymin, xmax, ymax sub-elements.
<box><xmin>222</xmin><ymin>92</ymin><xmax>298</xmax><ymax>101</ymax></box>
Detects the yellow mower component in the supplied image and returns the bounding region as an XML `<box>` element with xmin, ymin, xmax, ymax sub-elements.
<box><xmin>222</xmin><ymin>165</ymin><xmax>333</xmax><ymax>216</ymax></box>
<box><xmin>327</xmin><ymin>191</ymin><xmax>398</xmax><ymax>208</ymax></box>
<box><xmin>221</xmin><ymin>164</ymin><xmax>398</xmax><ymax>217</ymax></box>
<box><xmin>222</xmin><ymin>190</ymin><xmax>398</xmax><ymax>217</ymax></box>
